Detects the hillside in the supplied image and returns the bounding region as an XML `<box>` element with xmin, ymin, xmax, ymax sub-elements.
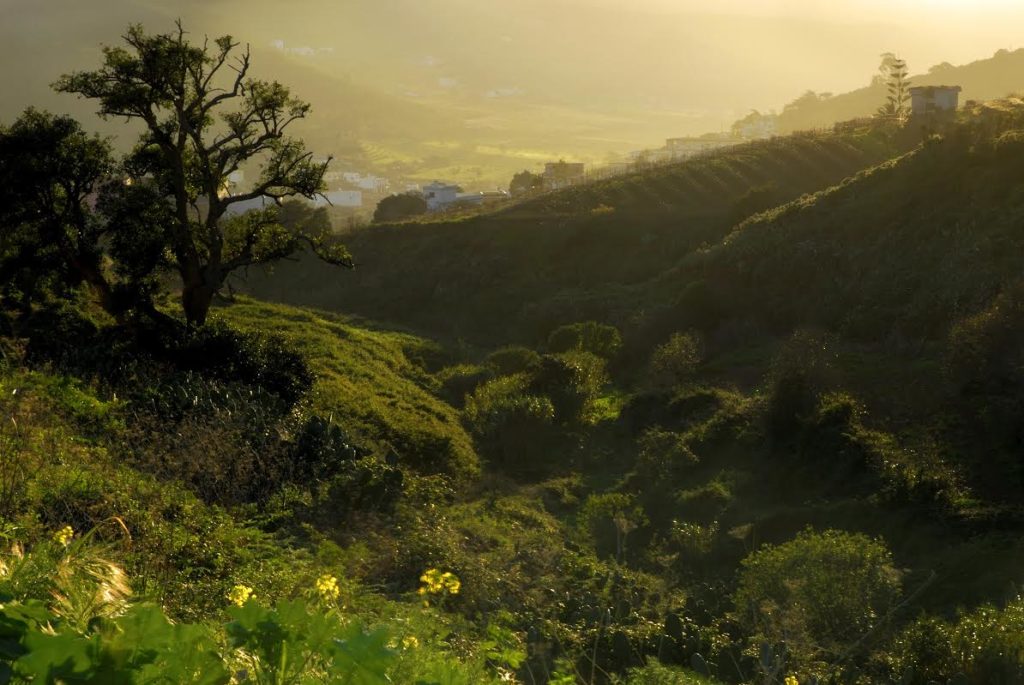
<box><xmin>776</xmin><ymin>48</ymin><xmax>1024</xmax><ymax>133</ymax></box>
<box><xmin>242</xmin><ymin>130</ymin><xmax>904</xmax><ymax>345</ymax></box>
<box><xmin>12</xmin><ymin>81</ymin><xmax>1024</xmax><ymax>684</ymax></box>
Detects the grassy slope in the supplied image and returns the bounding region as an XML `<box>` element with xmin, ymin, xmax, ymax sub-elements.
<box><xmin>215</xmin><ymin>298</ymin><xmax>479</xmax><ymax>478</ymax></box>
<box><xmin>242</xmin><ymin>130</ymin><xmax>903</xmax><ymax>346</ymax></box>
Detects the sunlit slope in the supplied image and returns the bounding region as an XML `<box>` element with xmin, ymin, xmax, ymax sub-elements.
<box><xmin>215</xmin><ymin>299</ymin><xmax>480</xmax><ymax>479</ymax></box>
<box><xmin>242</xmin><ymin>131</ymin><xmax>901</xmax><ymax>343</ymax></box>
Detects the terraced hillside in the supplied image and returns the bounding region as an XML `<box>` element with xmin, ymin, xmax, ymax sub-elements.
<box><xmin>243</xmin><ymin>130</ymin><xmax>906</xmax><ymax>345</ymax></box>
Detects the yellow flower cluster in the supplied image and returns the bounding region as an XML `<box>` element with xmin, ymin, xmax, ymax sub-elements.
<box><xmin>315</xmin><ymin>574</ymin><xmax>340</xmax><ymax>602</ymax></box>
<box><xmin>228</xmin><ymin>584</ymin><xmax>254</xmax><ymax>607</ymax></box>
<box><xmin>784</xmin><ymin>676</ymin><xmax>799</xmax><ymax>685</ymax></box>
<box><xmin>53</xmin><ymin>526</ymin><xmax>74</xmax><ymax>547</ymax></box>
<box><xmin>401</xmin><ymin>635</ymin><xmax>420</xmax><ymax>650</ymax></box>
<box><xmin>418</xmin><ymin>568</ymin><xmax>461</xmax><ymax>596</ymax></box>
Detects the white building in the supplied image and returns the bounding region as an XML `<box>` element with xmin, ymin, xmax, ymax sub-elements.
<box><xmin>423</xmin><ymin>181</ymin><xmax>461</xmax><ymax>211</ymax></box>
<box><xmin>910</xmin><ymin>85</ymin><xmax>962</xmax><ymax>118</ymax></box>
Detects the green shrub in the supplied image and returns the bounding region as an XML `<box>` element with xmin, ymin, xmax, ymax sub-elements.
<box><xmin>891</xmin><ymin>599</ymin><xmax>1024</xmax><ymax>685</ymax></box>
<box><xmin>485</xmin><ymin>346</ymin><xmax>542</xmax><ymax>377</ymax></box>
<box><xmin>548</xmin><ymin>321</ymin><xmax>624</xmax><ymax>360</ymax></box>
<box><xmin>635</xmin><ymin>428</ymin><xmax>699</xmax><ymax>480</ymax></box>
<box><xmin>464</xmin><ymin>374</ymin><xmax>558</xmax><ymax>473</ymax></box>
<box><xmin>578</xmin><ymin>492</ymin><xmax>648</xmax><ymax>563</ymax></box>
<box><xmin>674</xmin><ymin>478</ymin><xmax>733</xmax><ymax>524</ymax></box>
<box><xmin>647</xmin><ymin>333</ymin><xmax>702</xmax><ymax>391</ymax></box>
<box><xmin>530</xmin><ymin>352</ymin><xmax>608</xmax><ymax>425</ymax></box>
<box><xmin>732</xmin><ymin>529</ymin><xmax>901</xmax><ymax>674</ymax></box>
<box><xmin>764</xmin><ymin>330</ymin><xmax>837</xmax><ymax>443</ymax></box>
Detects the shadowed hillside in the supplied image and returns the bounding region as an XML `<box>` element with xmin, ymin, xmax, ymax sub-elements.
<box><xmin>242</xmin><ymin>130</ymin><xmax>905</xmax><ymax>345</ymax></box>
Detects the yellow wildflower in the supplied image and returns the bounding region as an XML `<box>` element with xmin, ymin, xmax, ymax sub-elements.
<box><xmin>227</xmin><ymin>584</ymin><xmax>254</xmax><ymax>607</ymax></box>
<box><xmin>53</xmin><ymin>526</ymin><xmax>74</xmax><ymax>547</ymax></box>
<box><xmin>418</xmin><ymin>568</ymin><xmax>461</xmax><ymax>597</ymax></box>
<box><xmin>315</xmin><ymin>574</ymin><xmax>341</xmax><ymax>602</ymax></box>
<box><xmin>401</xmin><ymin>635</ymin><xmax>420</xmax><ymax>650</ymax></box>
<box><xmin>784</xmin><ymin>676</ymin><xmax>799</xmax><ymax>685</ymax></box>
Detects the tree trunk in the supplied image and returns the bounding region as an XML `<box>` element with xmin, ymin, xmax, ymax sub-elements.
<box><xmin>181</xmin><ymin>282</ymin><xmax>215</xmax><ymax>327</ymax></box>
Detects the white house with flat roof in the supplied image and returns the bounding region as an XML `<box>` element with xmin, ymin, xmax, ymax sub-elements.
<box><xmin>422</xmin><ymin>181</ymin><xmax>461</xmax><ymax>211</ymax></box>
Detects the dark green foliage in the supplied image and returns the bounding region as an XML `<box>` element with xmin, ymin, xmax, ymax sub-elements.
<box><xmin>647</xmin><ymin>333</ymin><xmax>702</xmax><ymax>392</ymax></box>
<box><xmin>23</xmin><ymin>308</ymin><xmax>314</xmax><ymax>408</ymax></box>
<box><xmin>373</xmin><ymin>192</ymin><xmax>428</xmax><ymax>223</ymax></box>
<box><xmin>548</xmin><ymin>322</ymin><xmax>623</xmax><ymax>360</ymax></box>
<box><xmin>578</xmin><ymin>492</ymin><xmax>647</xmax><ymax>562</ymax></box>
<box><xmin>891</xmin><ymin>600</ymin><xmax>1024</xmax><ymax>685</ymax></box>
<box><xmin>163</xmin><ymin>323</ymin><xmax>314</xmax><ymax>406</ymax></box>
<box><xmin>764</xmin><ymin>331</ymin><xmax>837</xmax><ymax>443</ymax></box>
<box><xmin>633</xmin><ymin>428</ymin><xmax>699</xmax><ymax>487</ymax></box>
<box><xmin>529</xmin><ymin>352</ymin><xmax>608</xmax><ymax>425</ymax></box>
<box><xmin>485</xmin><ymin>346</ymin><xmax>542</xmax><ymax>377</ymax></box>
<box><xmin>464</xmin><ymin>374</ymin><xmax>558</xmax><ymax>473</ymax></box>
<box><xmin>0</xmin><ymin>109</ymin><xmax>129</xmax><ymax>317</ymax></box>
<box><xmin>322</xmin><ymin>458</ymin><xmax>404</xmax><ymax>518</ymax></box>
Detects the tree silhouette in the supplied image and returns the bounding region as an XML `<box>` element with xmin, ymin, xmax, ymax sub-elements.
<box><xmin>55</xmin><ymin>22</ymin><xmax>352</xmax><ymax>326</ymax></box>
<box><xmin>876</xmin><ymin>53</ymin><xmax>911</xmax><ymax>123</ymax></box>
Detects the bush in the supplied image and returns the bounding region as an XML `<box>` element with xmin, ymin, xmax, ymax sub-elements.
<box><xmin>732</xmin><ymin>529</ymin><xmax>901</xmax><ymax>674</ymax></box>
<box><xmin>464</xmin><ymin>374</ymin><xmax>558</xmax><ymax>473</ymax></box>
<box><xmin>530</xmin><ymin>352</ymin><xmax>608</xmax><ymax>425</ymax></box>
<box><xmin>373</xmin><ymin>192</ymin><xmax>428</xmax><ymax>223</ymax></box>
<box><xmin>634</xmin><ymin>428</ymin><xmax>699</xmax><ymax>485</ymax></box>
<box><xmin>548</xmin><ymin>321</ymin><xmax>623</xmax><ymax>360</ymax></box>
<box><xmin>764</xmin><ymin>330</ymin><xmax>837</xmax><ymax>443</ymax></box>
<box><xmin>647</xmin><ymin>333</ymin><xmax>702</xmax><ymax>391</ymax></box>
<box><xmin>890</xmin><ymin>599</ymin><xmax>1024</xmax><ymax>685</ymax></box>
<box><xmin>485</xmin><ymin>346</ymin><xmax>541</xmax><ymax>377</ymax></box>
<box><xmin>166</xmin><ymin>321</ymin><xmax>314</xmax><ymax>405</ymax></box>
<box><xmin>578</xmin><ymin>492</ymin><xmax>648</xmax><ymax>563</ymax></box>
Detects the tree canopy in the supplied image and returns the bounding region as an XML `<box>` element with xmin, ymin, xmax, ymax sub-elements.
<box><xmin>33</xmin><ymin>22</ymin><xmax>354</xmax><ymax>326</ymax></box>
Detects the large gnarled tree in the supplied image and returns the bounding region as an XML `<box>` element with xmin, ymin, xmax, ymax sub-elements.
<box><xmin>56</xmin><ymin>22</ymin><xmax>352</xmax><ymax>326</ymax></box>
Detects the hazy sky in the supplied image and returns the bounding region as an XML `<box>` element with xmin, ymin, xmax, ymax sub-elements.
<box><xmin>5</xmin><ymin>0</ymin><xmax>1024</xmax><ymax>167</ymax></box>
